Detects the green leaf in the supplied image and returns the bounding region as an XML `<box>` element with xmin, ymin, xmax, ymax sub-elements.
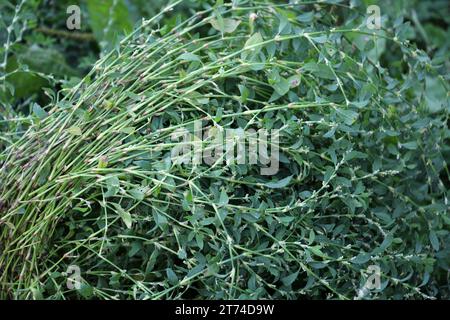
<box><xmin>214</xmin><ymin>107</ymin><xmax>223</xmax><ymax>123</ymax></box>
<box><xmin>177</xmin><ymin>248</ymin><xmax>187</xmax><ymax>260</ymax></box>
<box><xmin>308</xmin><ymin>245</ymin><xmax>327</xmax><ymax>258</ymax></box>
<box><xmin>372</xmin><ymin>233</ymin><xmax>394</xmax><ymax>255</ymax></box>
<box><xmin>128</xmin><ymin>241</ymin><xmax>141</xmax><ymax>257</ymax></box>
<box><xmin>310</xmin><ymin>34</ymin><xmax>327</xmax><ymax>43</ymax></box>
<box><xmin>288</xmin><ymin>75</ymin><xmax>301</xmax><ymax>88</ymax></box>
<box><xmin>153</xmin><ymin>211</ymin><xmax>168</xmax><ymax>227</ymax></box>
<box><xmin>210</xmin><ymin>18</ymin><xmax>241</xmax><ymax>34</ymax></box>
<box><xmin>30</xmin><ymin>287</ymin><xmax>44</xmax><ymax>300</ymax></box>
<box><xmin>402</xmin><ymin>141</ymin><xmax>418</xmax><ymax>150</ymax></box>
<box><xmin>272</xmin><ymin>77</ymin><xmax>290</xmax><ymax>96</ymax></box>
<box><xmin>349</xmin><ymin>30</ymin><xmax>386</xmax><ymax>62</ymax></box>
<box><xmin>302</xmin><ymin>62</ymin><xmax>335</xmax><ymax>80</ymax></box>
<box><xmin>337</xmin><ymin>109</ymin><xmax>359</xmax><ymax>125</ymax></box>
<box><xmin>218</xmin><ymin>189</ymin><xmax>229</xmax><ymax>207</ymax></box>
<box><xmin>297</xmin><ymin>11</ymin><xmax>314</xmax><ymax>23</ymax></box>
<box><xmin>166</xmin><ymin>268</ymin><xmax>179</xmax><ymax>285</ymax></box>
<box><xmin>87</xmin><ymin>0</ymin><xmax>133</xmax><ymax>48</ymax></box>
<box><xmin>424</xmin><ymin>76</ymin><xmax>447</xmax><ymax>113</ymax></box>
<box><xmin>98</xmin><ymin>156</ymin><xmax>108</xmax><ymax>169</ymax></box>
<box><xmin>195</xmin><ymin>234</ymin><xmax>204</xmax><ymax>250</ymax></box>
<box><xmin>112</xmin><ymin>203</ymin><xmax>133</xmax><ymax>229</ymax></box>
<box><xmin>212</xmin><ymin>12</ymin><xmax>225</xmax><ymax>33</ymax></box>
<box><xmin>67</xmin><ymin>126</ymin><xmax>82</xmax><ymax>136</ymax></box>
<box><xmin>32</xmin><ymin>103</ymin><xmax>48</xmax><ymax>120</ymax></box>
<box><xmin>278</xmin><ymin>216</ymin><xmax>295</xmax><ymax>225</ymax></box>
<box><xmin>265</xmin><ymin>175</ymin><xmax>293</xmax><ymax>189</ymax></box>
<box><xmin>323</xmin><ymin>167</ymin><xmax>334</xmax><ymax>184</ymax></box>
<box><xmin>344</xmin><ymin>151</ymin><xmax>367</xmax><ymax>161</ymax></box>
<box><xmin>4</xmin><ymin>46</ymin><xmax>78</xmax><ymax>103</ymax></box>
<box><xmin>125</xmin><ymin>91</ymin><xmax>142</xmax><ymax>102</ymax></box>
<box><xmin>105</xmin><ymin>176</ymin><xmax>120</xmax><ymax>198</ymax></box>
<box><xmin>241</xmin><ymin>32</ymin><xmax>263</xmax><ymax>60</ymax></box>
<box><xmin>351</xmin><ymin>253</ymin><xmax>371</xmax><ymax>264</ymax></box>
<box><xmin>78</xmin><ymin>284</ymin><xmax>94</xmax><ymax>299</ymax></box>
<box><xmin>281</xmin><ymin>271</ymin><xmax>299</xmax><ymax>286</ymax></box>
<box><xmin>178</xmin><ymin>52</ymin><xmax>201</xmax><ymax>62</ymax></box>
<box><xmin>16</xmin><ymin>45</ymin><xmax>79</xmax><ymax>77</ymax></box>
<box><xmin>308</xmin><ymin>229</ymin><xmax>315</xmax><ymax>245</ymax></box>
<box><xmin>429</xmin><ymin>231</ymin><xmax>440</xmax><ymax>251</ymax></box>
<box><xmin>119</xmin><ymin>127</ymin><xmax>135</xmax><ymax>134</ymax></box>
<box><xmin>188</xmin><ymin>91</ymin><xmax>209</xmax><ymax>104</ymax></box>
<box><xmin>214</xmin><ymin>0</ymin><xmax>224</xmax><ymax>7</ymax></box>
<box><xmin>238</xmin><ymin>84</ymin><xmax>250</xmax><ymax>103</ymax></box>
<box><xmin>129</xmin><ymin>188</ymin><xmax>145</xmax><ymax>201</ymax></box>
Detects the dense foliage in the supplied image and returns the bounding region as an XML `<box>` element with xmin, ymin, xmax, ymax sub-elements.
<box><xmin>0</xmin><ymin>0</ymin><xmax>449</xmax><ymax>299</ymax></box>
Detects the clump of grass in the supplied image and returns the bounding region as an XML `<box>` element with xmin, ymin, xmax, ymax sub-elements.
<box><xmin>0</xmin><ymin>1</ymin><xmax>449</xmax><ymax>299</ymax></box>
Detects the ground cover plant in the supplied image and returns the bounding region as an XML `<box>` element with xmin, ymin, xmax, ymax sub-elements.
<box><xmin>0</xmin><ymin>0</ymin><xmax>449</xmax><ymax>299</ymax></box>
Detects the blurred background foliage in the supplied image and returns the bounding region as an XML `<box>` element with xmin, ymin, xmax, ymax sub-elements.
<box><xmin>0</xmin><ymin>0</ymin><xmax>449</xmax><ymax>150</ymax></box>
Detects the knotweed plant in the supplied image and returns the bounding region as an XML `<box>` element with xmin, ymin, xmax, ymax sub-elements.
<box><xmin>0</xmin><ymin>0</ymin><xmax>449</xmax><ymax>299</ymax></box>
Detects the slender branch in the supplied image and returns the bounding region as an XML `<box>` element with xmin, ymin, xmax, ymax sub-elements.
<box><xmin>35</xmin><ymin>26</ymin><xmax>96</xmax><ymax>42</ymax></box>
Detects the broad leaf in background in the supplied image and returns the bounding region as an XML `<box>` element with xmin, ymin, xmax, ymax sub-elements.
<box><xmin>3</xmin><ymin>45</ymin><xmax>78</xmax><ymax>101</ymax></box>
<box><xmin>87</xmin><ymin>0</ymin><xmax>133</xmax><ymax>50</ymax></box>
<box><xmin>424</xmin><ymin>76</ymin><xmax>448</xmax><ymax>113</ymax></box>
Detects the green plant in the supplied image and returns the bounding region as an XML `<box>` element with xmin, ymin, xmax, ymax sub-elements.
<box><xmin>0</xmin><ymin>0</ymin><xmax>449</xmax><ymax>300</ymax></box>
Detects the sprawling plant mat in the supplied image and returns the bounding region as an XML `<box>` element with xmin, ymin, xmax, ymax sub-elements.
<box><xmin>0</xmin><ymin>1</ymin><xmax>449</xmax><ymax>299</ymax></box>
